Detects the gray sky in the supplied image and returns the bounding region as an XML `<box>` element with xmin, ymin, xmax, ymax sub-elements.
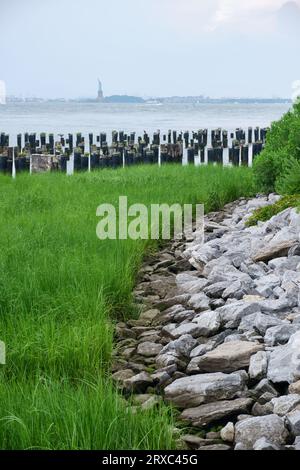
<box><xmin>1</xmin><ymin>0</ymin><xmax>300</xmax><ymax>98</ymax></box>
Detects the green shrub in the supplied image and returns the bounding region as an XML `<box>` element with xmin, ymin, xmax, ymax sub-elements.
<box><xmin>253</xmin><ymin>101</ymin><xmax>300</xmax><ymax>193</ymax></box>
<box><xmin>276</xmin><ymin>158</ymin><xmax>300</xmax><ymax>195</ymax></box>
<box><xmin>246</xmin><ymin>194</ymin><xmax>300</xmax><ymax>226</ymax></box>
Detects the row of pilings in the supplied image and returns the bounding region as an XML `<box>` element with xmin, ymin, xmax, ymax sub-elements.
<box><xmin>0</xmin><ymin>127</ymin><xmax>268</xmax><ymax>174</ymax></box>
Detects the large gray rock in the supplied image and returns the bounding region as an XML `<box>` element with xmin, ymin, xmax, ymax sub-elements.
<box><xmin>254</xmin><ymin>313</ymin><xmax>284</xmax><ymax>335</ymax></box>
<box><xmin>249</xmin><ymin>351</ymin><xmax>269</xmax><ymax>381</ymax></box>
<box><xmin>272</xmin><ymin>395</ymin><xmax>300</xmax><ymax>417</ymax></box>
<box><xmin>164</xmin><ymin>371</ymin><xmax>248</xmax><ymax>408</ymax></box>
<box><xmin>265</xmin><ymin>324</ymin><xmax>300</xmax><ymax>347</ymax></box>
<box><xmin>252</xmin><ymin>240</ymin><xmax>296</xmax><ymax>263</ymax></box>
<box><xmin>191</xmin><ymin>310</ymin><xmax>221</xmax><ymax>337</ymax></box>
<box><xmin>216</xmin><ymin>301</ymin><xmax>261</xmax><ymax>329</ymax></box>
<box><xmin>180</xmin><ymin>398</ymin><xmax>253</xmax><ymax>427</ymax></box>
<box><xmin>267</xmin><ymin>332</ymin><xmax>300</xmax><ymax>384</ymax></box>
<box><xmin>136</xmin><ymin>342</ymin><xmax>163</xmax><ymax>357</ymax></box>
<box><xmin>188</xmin><ymin>293</ymin><xmax>210</xmax><ymax>312</ymax></box>
<box><xmin>187</xmin><ymin>341</ymin><xmax>262</xmax><ymax>374</ymax></box>
<box><xmin>169</xmin><ymin>323</ymin><xmax>203</xmax><ymax>339</ymax></box>
<box><xmin>204</xmin><ymin>281</ymin><xmax>230</xmax><ymax>298</ymax></box>
<box><xmin>160</xmin><ymin>334</ymin><xmax>197</xmax><ymax>358</ymax></box>
<box><xmin>123</xmin><ymin>372</ymin><xmax>154</xmax><ymax>393</ymax></box>
<box><xmin>176</xmin><ymin>276</ymin><xmax>209</xmax><ymax>295</ymax></box>
<box><xmin>235</xmin><ymin>415</ymin><xmax>289</xmax><ymax>450</ymax></box>
<box><xmin>285</xmin><ymin>409</ymin><xmax>300</xmax><ymax>436</ymax></box>
<box><xmin>255</xmin><ymin>274</ymin><xmax>281</xmax><ymax>297</ymax></box>
<box><xmin>253</xmin><ymin>438</ymin><xmax>281</xmax><ymax>451</ymax></box>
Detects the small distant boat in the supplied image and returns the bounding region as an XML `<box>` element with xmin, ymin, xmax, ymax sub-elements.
<box><xmin>145</xmin><ymin>100</ymin><xmax>163</xmax><ymax>106</ymax></box>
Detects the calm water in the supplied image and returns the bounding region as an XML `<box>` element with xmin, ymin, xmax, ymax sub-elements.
<box><xmin>0</xmin><ymin>101</ymin><xmax>292</xmax><ymax>144</ymax></box>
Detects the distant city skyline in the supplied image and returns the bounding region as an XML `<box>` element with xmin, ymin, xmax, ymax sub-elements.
<box><xmin>1</xmin><ymin>0</ymin><xmax>300</xmax><ymax>99</ymax></box>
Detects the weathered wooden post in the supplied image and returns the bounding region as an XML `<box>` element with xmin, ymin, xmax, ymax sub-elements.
<box><xmin>153</xmin><ymin>132</ymin><xmax>160</xmax><ymax>146</ymax></box>
<box><xmin>200</xmin><ymin>147</ymin><xmax>205</xmax><ymax>164</ymax></box>
<box><xmin>112</xmin><ymin>151</ymin><xmax>122</xmax><ymax>169</ymax></box>
<box><xmin>207</xmin><ymin>148</ymin><xmax>214</xmax><ymax>164</ymax></box>
<box><xmin>68</xmin><ymin>134</ymin><xmax>74</xmax><ymax>152</ymax></box>
<box><xmin>160</xmin><ymin>146</ymin><xmax>168</xmax><ymax>165</ymax></box>
<box><xmin>222</xmin><ymin>130</ymin><xmax>228</xmax><ymax>148</ymax></box>
<box><xmin>241</xmin><ymin>145</ymin><xmax>249</xmax><ymax>166</ymax></box>
<box><xmin>187</xmin><ymin>147</ymin><xmax>195</xmax><ymax>165</ymax></box>
<box><xmin>17</xmin><ymin>134</ymin><xmax>22</xmax><ymax>151</ymax></box>
<box><xmin>130</xmin><ymin>132</ymin><xmax>135</xmax><ymax>145</ymax></box>
<box><xmin>112</xmin><ymin>131</ymin><xmax>118</xmax><ymax>145</ymax></box>
<box><xmin>73</xmin><ymin>148</ymin><xmax>82</xmax><ymax>171</ymax></box>
<box><xmin>248</xmin><ymin>127</ymin><xmax>253</xmax><ymax>144</ymax></box>
<box><xmin>29</xmin><ymin>133</ymin><xmax>37</xmax><ymax>153</ymax></box>
<box><xmin>0</xmin><ymin>153</ymin><xmax>7</xmax><ymax>173</ymax></box>
<box><xmin>124</xmin><ymin>149</ymin><xmax>134</xmax><ymax>166</ymax></box>
<box><xmin>76</xmin><ymin>133</ymin><xmax>82</xmax><ymax>147</ymax></box>
<box><xmin>59</xmin><ymin>154</ymin><xmax>68</xmax><ymax>172</ymax></box>
<box><xmin>252</xmin><ymin>142</ymin><xmax>263</xmax><ymax>160</ymax></box>
<box><xmin>81</xmin><ymin>153</ymin><xmax>89</xmax><ymax>171</ymax></box>
<box><xmin>40</xmin><ymin>133</ymin><xmax>46</xmax><ymax>147</ymax></box>
<box><xmin>216</xmin><ymin>147</ymin><xmax>223</xmax><ymax>165</ymax></box>
<box><xmin>49</xmin><ymin>134</ymin><xmax>54</xmax><ymax>154</ymax></box>
<box><xmin>93</xmin><ymin>152</ymin><xmax>100</xmax><ymax>170</ymax></box>
<box><xmin>232</xmin><ymin>145</ymin><xmax>240</xmax><ymax>166</ymax></box>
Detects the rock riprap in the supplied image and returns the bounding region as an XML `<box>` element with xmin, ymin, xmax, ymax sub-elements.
<box><xmin>112</xmin><ymin>195</ymin><xmax>300</xmax><ymax>450</ymax></box>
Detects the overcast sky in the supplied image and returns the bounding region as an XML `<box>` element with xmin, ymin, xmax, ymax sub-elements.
<box><xmin>1</xmin><ymin>0</ymin><xmax>300</xmax><ymax>98</ymax></box>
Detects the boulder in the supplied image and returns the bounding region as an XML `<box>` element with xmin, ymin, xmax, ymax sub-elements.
<box><xmin>235</xmin><ymin>415</ymin><xmax>289</xmax><ymax>450</ymax></box>
<box><xmin>252</xmin><ymin>240</ymin><xmax>296</xmax><ymax>263</ymax></box>
<box><xmin>136</xmin><ymin>342</ymin><xmax>163</xmax><ymax>357</ymax></box>
<box><xmin>289</xmin><ymin>381</ymin><xmax>300</xmax><ymax>394</ymax></box>
<box><xmin>123</xmin><ymin>372</ymin><xmax>154</xmax><ymax>393</ymax></box>
<box><xmin>271</xmin><ymin>395</ymin><xmax>300</xmax><ymax>417</ymax></box>
<box><xmin>216</xmin><ymin>301</ymin><xmax>261</xmax><ymax>329</ymax></box>
<box><xmin>249</xmin><ymin>351</ymin><xmax>268</xmax><ymax>381</ymax></box>
<box><xmin>180</xmin><ymin>398</ymin><xmax>253</xmax><ymax>428</ymax></box>
<box><xmin>267</xmin><ymin>332</ymin><xmax>300</xmax><ymax>384</ymax></box>
<box><xmin>220</xmin><ymin>422</ymin><xmax>235</xmax><ymax>443</ymax></box>
<box><xmin>169</xmin><ymin>323</ymin><xmax>203</xmax><ymax>339</ymax></box>
<box><xmin>164</xmin><ymin>371</ymin><xmax>248</xmax><ymax>408</ymax></box>
<box><xmin>285</xmin><ymin>409</ymin><xmax>300</xmax><ymax>437</ymax></box>
<box><xmin>265</xmin><ymin>324</ymin><xmax>300</xmax><ymax>347</ymax></box>
<box><xmin>160</xmin><ymin>334</ymin><xmax>197</xmax><ymax>358</ymax></box>
<box><xmin>253</xmin><ymin>438</ymin><xmax>281</xmax><ymax>451</ymax></box>
<box><xmin>187</xmin><ymin>341</ymin><xmax>262</xmax><ymax>374</ymax></box>
<box><xmin>191</xmin><ymin>310</ymin><xmax>221</xmax><ymax>337</ymax></box>
<box><xmin>188</xmin><ymin>293</ymin><xmax>210</xmax><ymax>312</ymax></box>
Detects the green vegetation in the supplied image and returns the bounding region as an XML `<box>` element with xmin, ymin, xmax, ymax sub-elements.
<box><xmin>246</xmin><ymin>195</ymin><xmax>300</xmax><ymax>227</ymax></box>
<box><xmin>0</xmin><ymin>165</ymin><xmax>255</xmax><ymax>449</ymax></box>
<box><xmin>276</xmin><ymin>158</ymin><xmax>300</xmax><ymax>195</ymax></box>
<box><xmin>253</xmin><ymin>101</ymin><xmax>300</xmax><ymax>193</ymax></box>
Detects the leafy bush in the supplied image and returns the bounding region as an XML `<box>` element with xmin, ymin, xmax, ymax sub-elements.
<box><xmin>253</xmin><ymin>101</ymin><xmax>300</xmax><ymax>193</ymax></box>
<box><xmin>276</xmin><ymin>158</ymin><xmax>300</xmax><ymax>195</ymax></box>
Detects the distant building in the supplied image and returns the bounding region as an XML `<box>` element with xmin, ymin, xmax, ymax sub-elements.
<box><xmin>0</xmin><ymin>80</ymin><xmax>6</xmax><ymax>105</ymax></box>
<box><xmin>97</xmin><ymin>79</ymin><xmax>104</xmax><ymax>102</ymax></box>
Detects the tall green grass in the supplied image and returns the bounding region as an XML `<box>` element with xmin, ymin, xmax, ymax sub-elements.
<box><xmin>0</xmin><ymin>164</ymin><xmax>255</xmax><ymax>449</ymax></box>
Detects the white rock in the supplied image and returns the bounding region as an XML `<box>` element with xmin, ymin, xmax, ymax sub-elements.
<box><xmin>271</xmin><ymin>395</ymin><xmax>300</xmax><ymax>417</ymax></box>
<box><xmin>164</xmin><ymin>371</ymin><xmax>248</xmax><ymax>408</ymax></box>
<box><xmin>267</xmin><ymin>331</ymin><xmax>300</xmax><ymax>384</ymax></box>
<box><xmin>249</xmin><ymin>351</ymin><xmax>269</xmax><ymax>381</ymax></box>
<box><xmin>235</xmin><ymin>415</ymin><xmax>289</xmax><ymax>450</ymax></box>
<box><xmin>220</xmin><ymin>422</ymin><xmax>235</xmax><ymax>443</ymax></box>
